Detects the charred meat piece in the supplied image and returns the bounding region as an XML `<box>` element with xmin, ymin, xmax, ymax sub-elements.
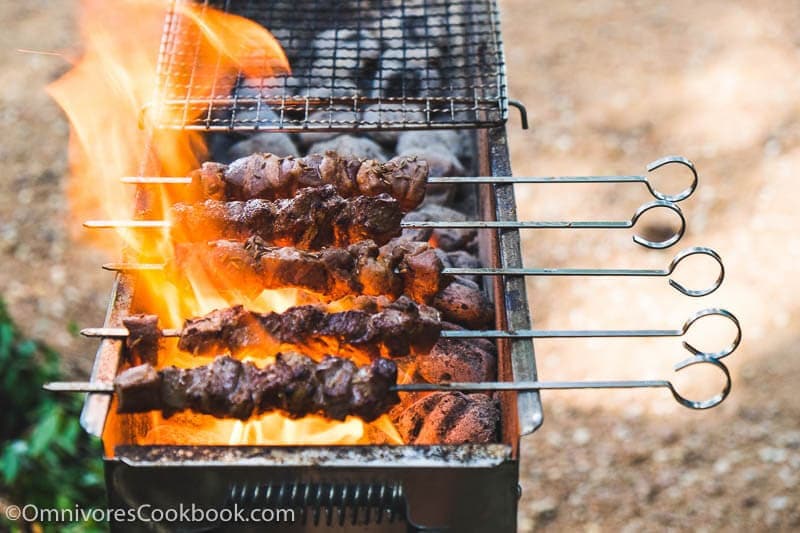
<box><xmin>137</xmin><ymin>296</ymin><xmax>443</xmax><ymax>360</ymax></box>
<box><xmin>171</xmin><ymin>236</ymin><xmax>447</xmax><ymax>304</ymax></box>
<box><xmin>392</xmin><ymin>392</ymin><xmax>499</xmax><ymax>444</ymax></box>
<box><xmin>122</xmin><ymin>314</ymin><xmax>161</xmax><ymax>364</ymax></box>
<box><xmin>114</xmin><ymin>354</ymin><xmax>400</xmax><ymax>422</ymax></box>
<box><xmin>170</xmin><ymin>185</ymin><xmax>403</xmax><ymax>249</ymax></box>
<box><xmin>188</xmin><ymin>152</ymin><xmax>428</xmax><ymax>212</ymax></box>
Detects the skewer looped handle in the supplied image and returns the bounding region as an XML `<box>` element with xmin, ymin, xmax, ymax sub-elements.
<box><xmin>645</xmin><ymin>155</ymin><xmax>698</xmax><ymax>203</ymax></box>
<box><xmin>679</xmin><ymin>308</ymin><xmax>742</xmax><ymax>360</ymax></box>
<box><xmin>630</xmin><ymin>200</ymin><xmax>686</xmax><ymax>249</ymax></box>
<box><xmin>666</xmin><ymin>247</ymin><xmax>724</xmax><ymax>297</ymax></box>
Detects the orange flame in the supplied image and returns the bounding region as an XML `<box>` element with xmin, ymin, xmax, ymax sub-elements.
<box><xmin>49</xmin><ymin>0</ymin><xmax>402</xmax><ymax>449</ymax></box>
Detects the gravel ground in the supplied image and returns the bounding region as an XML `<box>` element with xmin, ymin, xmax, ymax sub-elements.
<box><xmin>1</xmin><ymin>1</ymin><xmax>798</xmax><ymax>530</ymax></box>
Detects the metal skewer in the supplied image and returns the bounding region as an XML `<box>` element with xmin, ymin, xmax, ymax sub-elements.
<box><xmin>100</xmin><ymin>246</ymin><xmax>724</xmax><ymax>297</ymax></box>
<box><xmin>121</xmin><ymin>156</ymin><xmax>698</xmax><ymax>203</ymax></box>
<box><xmin>83</xmin><ymin>199</ymin><xmax>685</xmax><ymax>249</ymax></box>
<box><xmin>403</xmin><ymin>200</ymin><xmax>686</xmax><ymax>249</ymax></box>
<box><xmin>43</xmin><ymin>355</ymin><xmax>730</xmax><ymax>410</ymax></box>
<box><xmin>79</xmin><ymin>308</ymin><xmax>741</xmax><ymax>360</ymax></box>
<box><xmin>446</xmin><ymin>246</ymin><xmax>723</xmax><ymax>297</ymax></box>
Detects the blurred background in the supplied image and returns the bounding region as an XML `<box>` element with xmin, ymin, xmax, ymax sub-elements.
<box><xmin>1</xmin><ymin>0</ymin><xmax>799</xmax><ymax>530</ymax></box>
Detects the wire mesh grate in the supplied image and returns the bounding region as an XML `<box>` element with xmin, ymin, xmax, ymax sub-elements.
<box><xmin>149</xmin><ymin>0</ymin><xmax>508</xmax><ymax>131</ymax></box>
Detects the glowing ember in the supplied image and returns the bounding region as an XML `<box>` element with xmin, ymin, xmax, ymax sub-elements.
<box><xmin>49</xmin><ymin>0</ymin><xmax>402</xmax><ymax>449</ymax></box>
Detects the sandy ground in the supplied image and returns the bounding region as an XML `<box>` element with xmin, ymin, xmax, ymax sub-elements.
<box><xmin>1</xmin><ymin>0</ymin><xmax>798</xmax><ymax>530</ymax></box>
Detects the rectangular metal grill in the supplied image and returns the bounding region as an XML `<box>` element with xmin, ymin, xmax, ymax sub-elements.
<box><xmin>149</xmin><ymin>0</ymin><xmax>508</xmax><ymax>131</ymax></box>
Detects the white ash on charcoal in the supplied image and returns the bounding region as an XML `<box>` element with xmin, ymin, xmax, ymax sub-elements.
<box><xmin>433</xmin><ymin>278</ymin><xmax>494</xmax><ymax>329</ymax></box>
<box><xmin>304</xmin><ymin>80</ymin><xmax>360</xmax><ymax>100</ymax></box>
<box><xmin>307</xmin><ymin>135</ymin><xmax>387</xmax><ymax>161</ymax></box>
<box><xmin>391</xmin><ymin>391</ymin><xmax>499</xmax><ymax>445</ymax></box>
<box><xmin>310</xmin><ymin>28</ymin><xmax>381</xmax><ymax>80</ymax></box>
<box><xmin>226</xmin><ymin>133</ymin><xmax>299</xmax><ymax>161</ymax></box>
<box><xmin>298</xmin><ymin>110</ymin><xmax>361</xmax><ymax>146</ymax></box>
<box><xmin>442</xmin><ymin>250</ymin><xmax>483</xmax><ymax>285</ymax></box>
<box><xmin>361</xmin><ymin>103</ymin><xmax>427</xmax><ymax>145</ymax></box>
<box><xmin>370</xmin><ymin>47</ymin><xmax>443</xmax><ymax>99</ymax></box>
<box><xmin>402</xmin><ymin>203</ymin><xmax>478</xmax><ymax>253</ymax></box>
<box><xmin>415</xmin><ymin>323</ymin><xmax>497</xmax><ymax>384</ymax></box>
<box><xmin>396</xmin><ymin>130</ymin><xmax>469</xmax><ymax>160</ymax></box>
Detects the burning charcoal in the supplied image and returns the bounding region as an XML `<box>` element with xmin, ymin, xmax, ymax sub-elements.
<box><xmin>433</xmin><ymin>279</ymin><xmax>494</xmax><ymax>329</ymax></box>
<box><xmin>299</xmin><ymin>110</ymin><xmax>361</xmax><ymax>146</ymax></box>
<box><xmin>441</xmin><ymin>320</ymin><xmax>496</xmax><ymax>355</ymax></box>
<box><xmin>305</xmin><ymin>80</ymin><xmax>360</xmax><ymax>100</ymax></box>
<box><xmin>416</xmin><ymin>336</ymin><xmax>497</xmax><ymax>384</ymax></box>
<box><xmin>403</xmin><ymin>204</ymin><xmax>477</xmax><ymax>252</ymax></box>
<box><xmin>446</xmin><ymin>250</ymin><xmax>483</xmax><ymax>285</ymax></box>
<box><xmin>308</xmin><ymin>135</ymin><xmax>387</xmax><ymax>161</ymax></box>
<box><xmin>393</xmin><ymin>392</ymin><xmax>499</xmax><ymax>444</ymax></box>
<box><xmin>362</xmin><ymin>103</ymin><xmax>426</xmax><ymax>144</ymax></box>
<box><xmin>370</xmin><ymin>47</ymin><xmax>442</xmax><ymax>98</ymax></box>
<box><xmin>396</xmin><ymin>130</ymin><xmax>467</xmax><ymax>158</ymax></box>
<box><xmin>122</xmin><ymin>314</ymin><xmax>161</xmax><ymax>364</ymax></box>
<box><xmin>311</xmin><ymin>29</ymin><xmax>381</xmax><ymax>77</ymax></box>
<box><xmin>226</xmin><ymin>133</ymin><xmax>299</xmax><ymax>161</ymax></box>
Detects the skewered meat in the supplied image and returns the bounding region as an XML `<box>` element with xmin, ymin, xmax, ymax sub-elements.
<box><xmin>171</xmin><ymin>236</ymin><xmax>494</xmax><ymax>328</ymax></box>
<box><xmin>114</xmin><ymin>353</ymin><xmax>400</xmax><ymax>422</ymax></box>
<box><xmin>190</xmin><ymin>152</ymin><xmax>428</xmax><ymax>212</ymax></box>
<box><xmin>123</xmin><ymin>296</ymin><xmax>441</xmax><ymax>362</ymax></box>
<box><xmin>122</xmin><ymin>314</ymin><xmax>161</xmax><ymax>364</ymax></box>
<box><xmin>170</xmin><ymin>185</ymin><xmax>403</xmax><ymax>249</ymax></box>
<box><xmin>173</xmin><ymin>236</ymin><xmax>448</xmax><ymax>304</ymax></box>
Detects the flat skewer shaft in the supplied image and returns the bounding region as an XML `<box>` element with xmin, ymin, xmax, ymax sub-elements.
<box><xmin>43</xmin><ymin>379</ymin><xmax>664</xmax><ymax>395</ymax></box>
<box><xmin>121</xmin><ymin>175</ymin><xmax>644</xmax><ymax>185</ymax></box>
<box><xmin>80</xmin><ymin>326</ymin><xmax>680</xmax><ymax>340</ymax></box>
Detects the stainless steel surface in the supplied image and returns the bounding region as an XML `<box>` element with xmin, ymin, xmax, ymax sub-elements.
<box><xmin>442</xmin><ymin>246</ymin><xmax>724</xmax><ymax>297</ymax></box>
<box><xmin>104</xmin><ymin>445</ymin><xmax>517</xmax><ymax>532</ymax></box>
<box><xmin>149</xmin><ymin>0</ymin><xmax>508</xmax><ymax>131</ymax></box>
<box><xmin>401</xmin><ymin>199</ymin><xmax>686</xmax><ymax>249</ymax></box>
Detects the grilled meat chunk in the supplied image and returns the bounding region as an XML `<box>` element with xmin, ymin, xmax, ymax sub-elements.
<box><xmin>170</xmin><ymin>185</ymin><xmax>403</xmax><ymax>249</ymax></box>
<box><xmin>189</xmin><ymin>152</ymin><xmax>428</xmax><ymax>212</ymax></box>
<box><xmin>122</xmin><ymin>314</ymin><xmax>161</xmax><ymax>364</ymax></box>
<box><xmin>114</xmin><ymin>354</ymin><xmax>400</xmax><ymax>422</ymax></box>
<box><xmin>176</xmin><ymin>296</ymin><xmax>441</xmax><ymax>359</ymax></box>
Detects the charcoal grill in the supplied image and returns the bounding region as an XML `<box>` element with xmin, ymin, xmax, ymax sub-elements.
<box><xmin>78</xmin><ymin>126</ymin><xmax>538</xmax><ymax>532</ymax></box>
<box><xmin>52</xmin><ymin>1</ymin><xmax>741</xmax><ymax>531</ymax></box>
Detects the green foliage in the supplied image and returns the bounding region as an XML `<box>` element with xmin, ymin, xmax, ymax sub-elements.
<box><xmin>0</xmin><ymin>299</ymin><xmax>106</xmax><ymax>532</ymax></box>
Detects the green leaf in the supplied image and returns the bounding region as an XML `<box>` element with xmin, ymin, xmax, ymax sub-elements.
<box><xmin>29</xmin><ymin>407</ymin><xmax>62</xmax><ymax>456</ymax></box>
